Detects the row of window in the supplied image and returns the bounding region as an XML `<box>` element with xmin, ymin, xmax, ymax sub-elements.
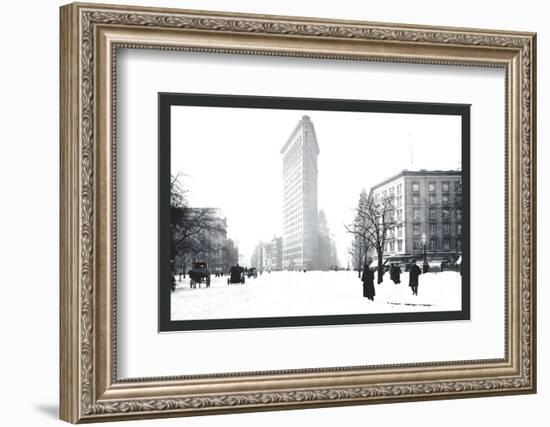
<box><xmin>283</xmin><ymin>212</ymin><xmax>304</xmax><ymax>227</ymax></box>
<box><xmin>412</xmin><ymin>222</ymin><xmax>462</xmax><ymax>235</ymax></box>
<box><xmin>411</xmin><ymin>193</ymin><xmax>461</xmax><ymax>205</ymax></box>
<box><xmin>375</xmin><ymin>183</ymin><xmax>403</xmax><ymax>201</ymax></box>
<box><xmin>412</xmin><ymin>181</ymin><xmax>460</xmax><ymax>193</ymax></box>
<box><xmin>375</xmin><ymin>191</ymin><xmax>461</xmax><ymax>208</ymax></box>
<box><xmin>383</xmin><ymin>206</ymin><xmax>463</xmax><ymax>223</ymax></box>
<box><xmin>386</xmin><ymin>238</ymin><xmax>462</xmax><ymax>253</ymax></box>
<box><xmin>386</xmin><ymin>222</ymin><xmax>462</xmax><ymax>241</ymax></box>
<box><xmin>413</xmin><ymin>208</ymin><xmax>463</xmax><ymax>221</ymax></box>
<box><xmin>412</xmin><ymin>238</ymin><xmax>462</xmax><ymax>252</ymax></box>
<box><xmin>283</xmin><ymin>178</ymin><xmax>304</xmax><ymax>196</ymax></box>
<box><xmin>283</xmin><ymin>234</ymin><xmax>304</xmax><ymax>245</ymax></box>
<box><xmin>376</xmin><ymin>180</ymin><xmax>461</xmax><ymax>198</ymax></box>
<box><xmin>282</xmin><ymin>137</ymin><xmax>304</xmax><ymax>163</ymax></box>
<box><xmin>388</xmin><ymin>226</ymin><xmax>403</xmax><ymax>238</ymax></box>
<box><xmin>283</xmin><ymin>246</ymin><xmax>303</xmax><ymax>256</ymax></box>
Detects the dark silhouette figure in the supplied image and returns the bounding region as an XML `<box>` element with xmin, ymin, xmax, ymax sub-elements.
<box><xmin>228</xmin><ymin>264</ymin><xmax>245</xmax><ymax>285</ymax></box>
<box><xmin>361</xmin><ymin>262</ymin><xmax>376</xmax><ymax>301</ymax></box>
<box><xmin>390</xmin><ymin>263</ymin><xmax>401</xmax><ymax>284</ymax></box>
<box><xmin>409</xmin><ymin>260</ymin><xmax>422</xmax><ymax>295</ymax></box>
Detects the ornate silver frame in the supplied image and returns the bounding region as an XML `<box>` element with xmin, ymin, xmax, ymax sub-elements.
<box><xmin>60</xmin><ymin>2</ymin><xmax>536</xmax><ymax>423</ymax></box>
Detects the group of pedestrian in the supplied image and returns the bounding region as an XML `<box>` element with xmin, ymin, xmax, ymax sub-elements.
<box><xmin>361</xmin><ymin>259</ymin><xmax>423</xmax><ymax>301</ymax></box>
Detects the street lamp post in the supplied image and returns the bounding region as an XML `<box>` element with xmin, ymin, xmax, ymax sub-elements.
<box><xmin>422</xmin><ymin>232</ymin><xmax>429</xmax><ymax>273</ymax></box>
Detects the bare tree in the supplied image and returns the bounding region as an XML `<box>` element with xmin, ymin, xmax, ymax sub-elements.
<box><xmin>346</xmin><ymin>190</ymin><xmax>370</xmax><ymax>278</ymax></box>
<box><xmin>348</xmin><ymin>234</ymin><xmax>368</xmax><ymax>278</ymax></box>
<box><xmin>170</xmin><ymin>174</ymin><xmax>226</xmax><ymax>275</ymax></box>
<box><xmin>346</xmin><ymin>189</ymin><xmax>401</xmax><ymax>284</ymax></box>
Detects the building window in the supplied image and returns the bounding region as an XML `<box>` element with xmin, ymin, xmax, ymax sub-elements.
<box><xmin>443</xmin><ymin>208</ymin><xmax>450</xmax><ymax>220</ymax></box>
<box><xmin>413</xmin><ymin>240</ymin><xmax>421</xmax><ymax>251</ymax></box>
<box><xmin>397</xmin><ymin>184</ymin><xmax>402</xmax><ymax>195</ymax></box>
<box><xmin>429</xmin><ymin>223</ymin><xmax>436</xmax><ymax>236</ymax></box>
<box><xmin>443</xmin><ymin>223</ymin><xmax>450</xmax><ymax>235</ymax></box>
<box><xmin>396</xmin><ymin>209</ymin><xmax>402</xmax><ymax>221</ymax></box>
<box><xmin>429</xmin><ymin>194</ymin><xmax>436</xmax><ymax>205</ymax></box>
<box><xmin>442</xmin><ymin>182</ymin><xmax>450</xmax><ymax>192</ymax></box>
<box><xmin>429</xmin><ymin>209</ymin><xmax>436</xmax><ymax>220</ymax></box>
<box><xmin>413</xmin><ymin>223</ymin><xmax>421</xmax><ymax>235</ymax></box>
<box><xmin>382</xmin><ymin>190</ymin><xmax>387</xmax><ymax>198</ymax></box>
<box><xmin>396</xmin><ymin>196</ymin><xmax>402</xmax><ymax>207</ymax></box>
<box><xmin>430</xmin><ymin>239</ymin><xmax>436</xmax><ymax>251</ymax></box>
<box><xmin>375</xmin><ymin>194</ymin><xmax>379</xmax><ymax>202</ymax></box>
<box><xmin>389</xmin><ymin>241</ymin><xmax>395</xmax><ymax>251</ymax></box>
<box><xmin>397</xmin><ymin>226</ymin><xmax>403</xmax><ymax>237</ymax></box>
<box><xmin>397</xmin><ymin>240</ymin><xmax>403</xmax><ymax>251</ymax></box>
<box><xmin>412</xmin><ymin>195</ymin><xmax>420</xmax><ymax>205</ymax></box>
<box><xmin>457</xmin><ymin>239</ymin><xmax>462</xmax><ymax>251</ymax></box>
<box><xmin>413</xmin><ymin>208</ymin><xmax>421</xmax><ymax>220</ymax></box>
<box><xmin>457</xmin><ymin>223</ymin><xmax>462</xmax><ymax>235</ymax></box>
<box><xmin>442</xmin><ymin>194</ymin><xmax>449</xmax><ymax>205</ymax></box>
<box><xmin>412</xmin><ymin>182</ymin><xmax>420</xmax><ymax>192</ymax></box>
<box><xmin>428</xmin><ymin>182</ymin><xmax>436</xmax><ymax>192</ymax></box>
<box><xmin>457</xmin><ymin>209</ymin><xmax>462</xmax><ymax>221</ymax></box>
<box><xmin>389</xmin><ymin>187</ymin><xmax>394</xmax><ymax>195</ymax></box>
<box><xmin>443</xmin><ymin>239</ymin><xmax>450</xmax><ymax>251</ymax></box>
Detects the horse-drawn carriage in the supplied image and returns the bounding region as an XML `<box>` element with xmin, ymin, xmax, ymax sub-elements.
<box><xmin>227</xmin><ymin>265</ymin><xmax>245</xmax><ymax>285</ymax></box>
<box><xmin>188</xmin><ymin>261</ymin><xmax>211</xmax><ymax>288</ymax></box>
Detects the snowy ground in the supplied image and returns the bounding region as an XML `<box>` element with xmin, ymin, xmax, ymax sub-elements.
<box><xmin>171</xmin><ymin>270</ymin><xmax>462</xmax><ymax>321</ymax></box>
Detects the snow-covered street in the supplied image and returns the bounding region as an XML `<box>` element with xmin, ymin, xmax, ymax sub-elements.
<box><xmin>171</xmin><ymin>270</ymin><xmax>462</xmax><ymax>321</ymax></box>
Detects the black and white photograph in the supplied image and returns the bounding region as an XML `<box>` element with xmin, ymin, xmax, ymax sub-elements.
<box><xmin>50</xmin><ymin>1</ymin><xmax>538</xmax><ymax>423</ymax></box>
<box><xmin>159</xmin><ymin>94</ymin><xmax>470</xmax><ymax>331</ymax></box>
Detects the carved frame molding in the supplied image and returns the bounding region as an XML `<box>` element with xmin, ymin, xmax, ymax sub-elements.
<box><xmin>60</xmin><ymin>2</ymin><xmax>536</xmax><ymax>423</ymax></box>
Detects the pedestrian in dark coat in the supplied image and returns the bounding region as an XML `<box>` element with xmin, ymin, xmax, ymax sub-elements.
<box><xmin>361</xmin><ymin>262</ymin><xmax>376</xmax><ymax>301</ymax></box>
<box><xmin>390</xmin><ymin>263</ymin><xmax>401</xmax><ymax>284</ymax></box>
<box><xmin>409</xmin><ymin>259</ymin><xmax>422</xmax><ymax>295</ymax></box>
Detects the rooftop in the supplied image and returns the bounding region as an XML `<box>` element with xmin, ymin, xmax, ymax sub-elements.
<box><xmin>370</xmin><ymin>169</ymin><xmax>462</xmax><ymax>191</ymax></box>
<box><xmin>280</xmin><ymin>115</ymin><xmax>320</xmax><ymax>155</ymax></box>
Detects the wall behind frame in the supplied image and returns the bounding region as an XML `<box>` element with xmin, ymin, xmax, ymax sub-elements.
<box><xmin>0</xmin><ymin>0</ymin><xmax>545</xmax><ymax>426</ymax></box>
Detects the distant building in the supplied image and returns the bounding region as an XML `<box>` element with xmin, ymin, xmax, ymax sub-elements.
<box><xmin>318</xmin><ymin>210</ymin><xmax>339</xmax><ymax>270</ymax></box>
<box><xmin>368</xmin><ymin>170</ymin><xmax>463</xmax><ymax>261</ymax></box>
<box><xmin>262</xmin><ymin>244</ymin><xmax>272</xmax><ymax>272</ymax></box>
<box><xmin>281</xmin><ymin>115</ymin><xmax>320</xmax><ymax>270</ymax></box>
<box><xmin>251</xmin><ymin>239</ymin><xmax>282</xmax><ymax>272</ymax></box>
<box><xmin>222</xmin><ymin>238</ymin><xmax>239</xmax><ymax>269</ymax></box>
<box><xmin>250</xmin><ymin>242</ymin><xmax>264</xmax><ymax>270</ymax></box>
<box><xmin>172</xmin><ymin>208</ymin><xmax>238</xmax><ymax>275</ymax></box>
<box><xmin>270</xmin><ymin>237</ymin><xmax>283</xmax><ymax>271</ymax></box>
<box><xmin>208</xmin><ymin>211</ymin><xmax>229</xmax><ymax>273</ymax></box>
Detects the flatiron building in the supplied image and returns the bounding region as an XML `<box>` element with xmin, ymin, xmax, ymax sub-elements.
<box><xmin>281</xmin><ymin>115</ymin><xmax>320</xmax><ymax>270</ymax></box>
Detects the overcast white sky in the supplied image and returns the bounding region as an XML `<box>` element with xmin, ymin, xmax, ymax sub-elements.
<box><xmin>171</xmin><ymin>106</ymin><xmax>461</xmax><ymax>266</ymax></box>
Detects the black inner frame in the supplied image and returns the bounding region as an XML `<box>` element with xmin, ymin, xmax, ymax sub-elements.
<box><xmin>158</xmin><ymin>93</ymin><xmax>470</xmax><ymax>332</ymax></box>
